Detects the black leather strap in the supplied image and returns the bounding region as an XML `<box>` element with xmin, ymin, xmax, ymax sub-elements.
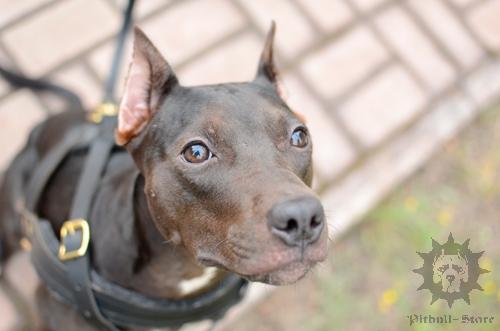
<box><xmin>0</xmin><ymin>237</ymin><xmax>4</xmax><ymax>276</ymax></box>
<box><xmin>29</xmin><ymin>214</ymin><xmax>247</xmax><ymax>328</ymax></box>
<box><xmin>24</xmin><ymin>124</ymin><xmax>99</xmax><ymax>213</ymax></box>
<box><xmin>104</xmin><ymin>0</ymin><xmax>136</xmax><ymax>104</ymax></box>
<box><xmin>62</xmin><ymin>136</ymin><xmax>119</xmax><ymax>331</ymax></box>
<box><xmin>68</xmin><ymin>137</ymin><xmax>114</xmax><ymax>221</ymax></box>
<box><xmin>22</xmin><ymin>122</ymin><xmax>247</xmax><ymax>329</ymax></box>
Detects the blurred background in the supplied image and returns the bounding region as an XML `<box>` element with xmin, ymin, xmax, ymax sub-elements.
<box><xmin>0</xmin><ymin>0</ymin><xmax>500</xmax><ymax>330</ymax></box>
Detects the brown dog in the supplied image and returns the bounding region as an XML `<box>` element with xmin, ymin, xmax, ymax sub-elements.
<box><xmin>0</xmin><ymin>24</ymin><xmax>328</xmax><ymax>330</ymax></box>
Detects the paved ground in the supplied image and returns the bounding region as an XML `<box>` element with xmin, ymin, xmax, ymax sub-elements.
<box><xmin>0</xmin><ymin>0</ymin><xmax>500</xmax><ymax>330</ymax></box>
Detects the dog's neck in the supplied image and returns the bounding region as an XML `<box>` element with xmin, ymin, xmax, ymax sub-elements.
<box><xmin>112</xmin><ymin>171</ymin><xmax>223</xmax><ymax>299</ymax></box>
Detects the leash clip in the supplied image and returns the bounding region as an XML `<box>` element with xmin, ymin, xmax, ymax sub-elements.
<box><xmin>87</xmin><ymin>103</ymin><xmax>119</xmax><ymax>123</ymax></box>
<box><xmin>59</xmin><ymin>219</ymin><xmax>90</xmax><ymax>260</ymax></box>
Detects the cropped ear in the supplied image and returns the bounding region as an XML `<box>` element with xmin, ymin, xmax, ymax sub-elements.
<box><xmin>255</xmin><ymin>21</ymin><xmax>283</xmax><ymax>98</ymax></box>
<box><xmin>116</xmin><ymin>26</ymin><xmax>179</xmax><ymax>146</ymax></box>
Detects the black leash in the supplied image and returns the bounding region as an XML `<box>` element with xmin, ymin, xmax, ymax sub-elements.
<box><xmin>0</xmin><ymin>0</ymin><xmax>135</xmax><ymax>110</ymax></box>
<box><xmin>103</xmin><ymin>0</ymin><xmax>135</xmax><ymax>105</ymax></box>
<box><xmin>0</xmin><ymin>66</ymin><xmax>84</xmax><ymax>111</ymax></box>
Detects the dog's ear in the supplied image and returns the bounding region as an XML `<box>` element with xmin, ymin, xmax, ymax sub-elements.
<box><xmin>116</xmin><ymin>26</ymin><xmax>179</xmax><ymax>146</ymax></box>
<box><xmin>255</xmin><ymin>21</ymin><xmax>284</xmax><ymax>98</ymax></box>
<box><xmin>462</xmin><ymin>265</ymin><xmax>469</xmax><ymax>282</ymax></box>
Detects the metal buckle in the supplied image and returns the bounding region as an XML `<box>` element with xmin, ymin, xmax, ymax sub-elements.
<box><xmin>87</xmin><ymin>103</ymin><xmax>119</xmax><ymax>123</ymax></box>
<box><xmin>20</xmin><ymin>237</ymin><xmax>32</xmax><ymax>252</ymax></box>
<box><xmin>59</xmin><ymin>219</ymin><xmax>90</xmax><ymax>260</ymax></box>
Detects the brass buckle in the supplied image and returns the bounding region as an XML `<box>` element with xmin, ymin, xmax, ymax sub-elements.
<box><xmin>87</xmin><ymin>103</ymin><xmax>119</xmax><ymax>123</ymax></box>
<box><xmin>59</xmin><ymin>219</ymin><xmax>90</xmax><ymax>260</ymax></box>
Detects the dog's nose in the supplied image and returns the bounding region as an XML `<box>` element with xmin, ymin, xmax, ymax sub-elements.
<box><xmin>446</xmin><ymin>275</ymin><xmax>455</xmax><ymax>283</ymax></box>
<box><xmin>268</xmin><ymin>196</ymin><xmax>324</xmax><ymax>246</ymax></box>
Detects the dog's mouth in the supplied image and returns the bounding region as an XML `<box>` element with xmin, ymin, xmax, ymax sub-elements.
<box><xmin>198</xmin><ymin>256</ymin><xmax>319</xmax><ymax>286</ymax></box>
<box><xmin>196</xmin><ymin>218</ymin><xmax>328</xmax><ymax>286</ymax></box>
<box><xmin>241</xmin><ymin>260</ymin><xmax>317</xmax><ymax>285</ymax></box>
<box><xmin>198</xmin><ymin>258</ymin><xmax>226</xmax><ymax>269</ymax></box>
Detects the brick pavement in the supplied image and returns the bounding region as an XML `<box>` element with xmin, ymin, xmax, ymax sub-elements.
<box><xmin>0</xmin><ymin>0</ymin><xmax>499</xmax><ymax>330</ymax></box>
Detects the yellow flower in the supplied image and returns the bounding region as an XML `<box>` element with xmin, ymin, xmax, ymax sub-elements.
<box><xmin>438</xmin><ymin>208</ymin><xmax>453</xmax><ymax>226</ymax></box>
<box><xmin>382</xmin><ymin>289</ymin><xmax>398</xmax><ymax>304</ymax></box>
<box><xmin>404</xmin><ymin>196</ymin><xmax>419</xmax><ymax>212</ymax></box>
<box><xmin>484</xmin><ymin>281</ymin><xmax>496</xmax><ymax>296</ymax></box>
<box><xmin>480</xmin><ymin>258</ymin><xmax>493</xmax><ymax>272</ymax></box>
<box><xmin>378</xmin><ymin>289</ymin><xmax>398</xmax><ymax>313</ymax></box>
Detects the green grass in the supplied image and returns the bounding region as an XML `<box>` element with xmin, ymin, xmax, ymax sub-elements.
<box><xmin>312</xmin><ymin>103</ymin><xmax>500</xmax><ymax>331</ymax></box>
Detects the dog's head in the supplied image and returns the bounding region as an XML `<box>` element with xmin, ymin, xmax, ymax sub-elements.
<box><xmin>115</xmin><ymin>24</ymin><xmax>328</xmax><ymax>286</ymax></box>
<box><xmin>432</xmin><ymin>249</ymin><xmax>469</xmax><ymax>293</ymax></box>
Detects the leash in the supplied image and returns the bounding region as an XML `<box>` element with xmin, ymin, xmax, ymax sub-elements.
<box><xmin>103</xmin><ymin>0</ymin><xmax>135</xmax><ymax>105</ymax></box>
<box><xmin>88</xmin><ymin>0</ymin><xmax>137</xmax><ymax>122</ymax></box>
<box><xmin>0</xmin><ymin>66</ymin><xmax>83</xmax><ymax>111</ymax></box>
<box><xmin>0</xmin><ymin>0</ymin><xmax>135</xmax><ymax>110</ymax></box>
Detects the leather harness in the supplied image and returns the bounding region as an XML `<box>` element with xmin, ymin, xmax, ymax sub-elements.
<box><xmin>16</xmin><ymin>113</ymin><xmax>247</xmax><ymax>330</ymax></box>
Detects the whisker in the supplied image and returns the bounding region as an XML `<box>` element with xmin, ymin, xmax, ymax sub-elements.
<box><xmin>314</xmin><ymin>262</ymin><xmax>327</xmax><ymax>269</ymax></box>
<box><xmin>205</xmin><ymin>231</ymin><xmax>233</xmax><ymax>249</ymax></box>
<box><xmin>227</xmin><ymin>240</ymin><xmax>255</xmax><ymax>253</ymax></box>
<box><xmin>211</xmin><ymin>234</ymin><xmax>239</xmax><ymax>250</ymax></box>
<box><xmin>309</xmin><ymin>267</ymin><xmax>318</xmax><ymax>280</ymax></box>
<box><xmin>325</xmin><ymin>217</ymin><xmax>341</xmax><ymax>237</ymax></box>
<box><xmin>227</xmin><ymin>242</ymin><xmax>251</xmax><ymax>259</ymax></box>
<box><xmin>213</xmin><ymin>230</ymin><xmax>231</xmax><ymax>240</ymax></box>
<box><xmin>214</xmin><ymin>238</ymin><xmax>230</xmax><ymax>248</ymax></box>
<box><xmin>228</xmin><ymin>245</ymin><xmax>248</xmax><ymax>259</ymax></box>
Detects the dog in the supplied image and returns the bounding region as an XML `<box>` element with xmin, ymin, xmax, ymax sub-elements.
<box><xmin>433</xmin><ymin>249</ymin><xmax>469</xmax><ymax>293</ymax></box>
<box><xmin>0</xmin><ymin>24</ymin><xmax>328</xmax><ymax>330</ymax></box>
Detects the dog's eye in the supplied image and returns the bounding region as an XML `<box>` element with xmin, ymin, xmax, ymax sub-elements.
<box><xmin>291</xmin><ymin>129</ymin><xmax>308</xmax><ymax>148</ymax></box>
<box><xmin>182</xmin><ymin>144</ymin><xmax>212</xmax><ymax>163</ymax></box>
